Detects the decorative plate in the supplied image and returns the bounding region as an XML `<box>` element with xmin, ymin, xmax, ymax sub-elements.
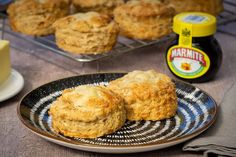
<box><xmin>18</xmin><ymin>73</ymin><xmax>217</xmax><ymax>153</ymax></box>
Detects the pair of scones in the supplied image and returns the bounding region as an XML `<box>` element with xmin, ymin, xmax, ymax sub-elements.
<box><xmin>54</xmin><ymin>0</ymin><xmax>175</xmax><ymax>54</ymax></box>
<box><xmin>49</xmin><ymin>70</ymin><xmax>178</xmax><ymax>138</ymax></box>
<box><xmin>8</xmin><ymin>0</ymin><xmax>119</xmax><ymax>54</ymax></box>
<box><xmin>7</xmin><ymin>0</ymin><xmax>70</xmax><ymax>36</ymax></box>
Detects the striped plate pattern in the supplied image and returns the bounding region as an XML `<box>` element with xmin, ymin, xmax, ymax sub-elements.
<box><xmin>18</xmin><ymin>73</ymin><xmax>217</xmax><ymax>153</ymax></box>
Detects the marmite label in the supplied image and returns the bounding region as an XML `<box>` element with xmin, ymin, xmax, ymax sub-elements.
<box><xmin>167</xmin><ymin>15</ymin><xmax>211</xmax><ymax>79</ymax></box>
<box><xmin>167</xmin><ymin>46</ymin><xmax>210</xmax><ymax>79</ymax></box>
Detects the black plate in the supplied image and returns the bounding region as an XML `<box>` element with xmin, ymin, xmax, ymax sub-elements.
<box><xmin>18</xmin><ymin>73</ymin><xmax>217</xmax><ymax>153</ymax></box>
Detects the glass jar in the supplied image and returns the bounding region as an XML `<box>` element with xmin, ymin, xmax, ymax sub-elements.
<box><xmin>166</xmin><ymin>12</ymin><xmax>222</xmax><ymax>83</ymax></box>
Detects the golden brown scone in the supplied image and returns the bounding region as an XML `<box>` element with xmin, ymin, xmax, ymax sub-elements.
<box><xmin>7</xmin><ymin>0</ymin><xmax>70</xmax><ymax>36</ymax></box>
<box><xmin>53</xmin><ymin>12</ymin><xmax>119</xmax><ymax>55</ymax></box>
<box><xmin>72</xmin><ymin>0</ymin><xmax>124</xmax><ymax>17</ymax></box>
<box><xmin>49</xmin><ymin>85</ymin><xmax>126</xmax><ymax>138</ymax></box>
<box><xmin>164</xmin><ymin>0</ymin><xmax>223</xmax><ymax>16</ymax></box>
<box><xmin>108</xmin><ymin>70</ymin><xmax>178</xmax><ymax>121</ymax></box>
<box><xmin>113</xmin><ymin>0</ymin><xmax>175</xmax><ymax>40</ymax></box>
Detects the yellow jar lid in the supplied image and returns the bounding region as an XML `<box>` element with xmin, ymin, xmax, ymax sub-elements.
<box><xmin>173</xmin><ymin>12</ymin><xmax>216</xmax><ymax>37</ymax></box>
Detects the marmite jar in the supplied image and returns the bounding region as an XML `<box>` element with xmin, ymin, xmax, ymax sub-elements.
<box><xmin>166</xmin><ymin>12</ymin><xmax>222</xmax><ymax>83</ymax></box>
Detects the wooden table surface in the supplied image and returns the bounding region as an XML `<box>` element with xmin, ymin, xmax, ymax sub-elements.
<box><xmin>1</xmin><ymin>15</ymin><xmax>236</xmax><ymax>157</ymax></box>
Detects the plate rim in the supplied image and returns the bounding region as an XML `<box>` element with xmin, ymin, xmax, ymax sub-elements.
<box><xmin>17</xmin><ymin>72</ymin><xmax>218</xmax><ymax>151</ymax></box>
<box><xmin>0</xmin><ymin>69</ymin><xmax>24</xmax><ymax>102</ymax></box>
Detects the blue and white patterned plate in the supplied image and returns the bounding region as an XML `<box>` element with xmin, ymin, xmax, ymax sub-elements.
<box><xmin>17</xmin><ymin>73</ymin><xmax>217</xmax><ymax>153</ymax></box>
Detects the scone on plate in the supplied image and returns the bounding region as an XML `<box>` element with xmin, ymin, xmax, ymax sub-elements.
<box><xmin>113</xmin><ymin>0</ymin><xmax>175</xmax><ymax>40</ymax></box>
<box><xmin>72</xmin><ymin>0</ymin><xmax>124</xmax><ymax>17</ymax></box>
<box><xmin>7</xmin><ymin>0</ymin><xmax>70</xmax><ymax>36</ymax></box>
<box><xmin>49</xmin><ymin>85</ymin><xmax>126</xmax><ymax>138</ymax></box>
<box><xmin>52</xmin><ymin>12</ymin><xmax>119</xmax><ymax>55</ymax></box>
<box><xmin>164</xmin><ymin>0</ymin><xmax>223</xmax><ymax>16</ymax></box>
<box><xmin>108</xmin><ymin>70</ymin><xmax>178</xmax><ymax>121</ymax></box>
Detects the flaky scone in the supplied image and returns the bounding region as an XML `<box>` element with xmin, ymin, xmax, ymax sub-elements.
<box><xmin>7</xmin><ymin>0</ymin><xmax>70</xmax><ymax>36</ymax></box>
<box><xmin>108</xmin><ymin>70</ymin><xmax>178</xmax><ymax>121</ymax></box>
<box><xmin>164</xmin><ymin>0</ymin><xmax>223</xmax><ymax>16</ymax></box>
<box><xmin>53</xmin><ymin>12</ymin><xmax>119</xmax><ymax>55</ymax></box>
<box><xmin>113</xmin><ymin>0</ymin><xmax>175</xmax><ymax>40</ymax></box>
<box><xmin>72</xmin><ymin>0</ymin><xmax>124</xmax><ymax>17</ymax></box>
<box><xmin>49</xmin><ymin>85</ymin><xmax>126</xmax><ymax>138</ymax></box>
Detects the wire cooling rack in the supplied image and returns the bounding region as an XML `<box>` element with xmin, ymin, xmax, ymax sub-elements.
<box><xmin>1</xmin><ymin>0</ymin><xmax>236</xmax><ymax>63</ymax></box>
<box><xmin>0</xmin><ymin>12</ymin><xmax>174</xmax><ymax>62</ymax></box>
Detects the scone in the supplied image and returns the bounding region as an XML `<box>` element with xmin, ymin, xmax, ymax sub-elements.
<box><xmin>49</xmin><ymin>85</ymin><xmax>126</xmax><ymax>138</ymax></box>
<box><xmin>113</xmin><ymin>0</ymin><xmax>175</xmax><ymax>40</ymax></box>
<box><xmin>72</xmin><ymin>0</ymin><xmax>124</xmax><ymax>17</ymax></box>
<box><xmin>53</xmin><ymin>12</ymin><xmax>119</xmax><ymax>55</ymax></box>
<box><xmin>108</xmin><ymin>70</ymin><xmax>178</xmax><ymax>121</ymax></box>
<box><xmin>165</xmin><ymin>0</ymin><xmax>223</xmax><ymax>16</ymax></box>
<box><xmin>7</xmin><ymin>0</ymin><xmax>70</xmax><ymax>36</ymax></box>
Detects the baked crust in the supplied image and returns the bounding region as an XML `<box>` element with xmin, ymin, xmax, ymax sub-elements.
<box><xmin>53</xmin><ymin>12</ymin><xmax>119</xmax><ymax>54</ymax></box>
<box><xmin>49</xmin><ymin>85</ymin><xmax>126</xmax><ymax>138</ymax></box>
<box><xmin>108</xmin><ymin>70</ymin><xmax>178</xmax><ymax>121</ymax></box>
<box><xmin>72</xmin><ymin>0</ymin><xmax>124</xmax><ymax>17</ymax></box>
<box><xmin>114</xmin><ymin>0</ymin><xmax>175</xmax><ymax>40</ymax></box>
<box><xmin>7</xmin><ymin>0</ymin><xmax>70</xmax><ymax>36</ymax></box>
<box><xmin>164</xmin><ymin>0</ymin><xmax>223</xmax><ymax>16</ymax></box>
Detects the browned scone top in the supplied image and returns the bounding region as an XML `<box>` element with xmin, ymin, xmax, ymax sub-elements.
<box><xmin>53</xmin><ymin>12</ymin><xmax>119</xmax><ymax>54</ymax></box>
<box><xmin>72</xmin><ymin>0</ymin><xmax>124</xmax><ymax>17</ymax></box>
<box><xmin>164</xmin><ymin>0</ymin><xmax>223</xmax><ymax>16</ymax></box>
<box><xmin>115</xmin><ymin>0</ymin><xmax>174</xmax><ymax>17</ymax></box>
<box><xmin>49</xmin><ymin>85</ymin><xmax>126</xmax><ymax>138</ymax></box>
<box><xmin>7</xmin><ymin>0</ymin><xmax>70</xmax><ymax>36</ymax></box>
<box><xmin>108</xmin><ymin>70</ymin><xmax>178</xmax><ymax>121</ymax></box>
<box><xmin>53</xmin><ymin>12</ymin><xmax>118</xmax><ymax>33</ymax></box>
<box><xmin>114</xmin><ymin>0</ymin><xmax>175</xmax><ymax>40</ymax></box>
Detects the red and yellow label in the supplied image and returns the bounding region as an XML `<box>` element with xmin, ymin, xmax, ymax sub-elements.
<box><xmin>167</xmin><ymin>17</ymin><xmax>211</xmax><ymax>79</ymax></box>
<box><xmin>167</xmin><ymin>46</ymin><xmax>210</xmax><ymax>79</ymax></box>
